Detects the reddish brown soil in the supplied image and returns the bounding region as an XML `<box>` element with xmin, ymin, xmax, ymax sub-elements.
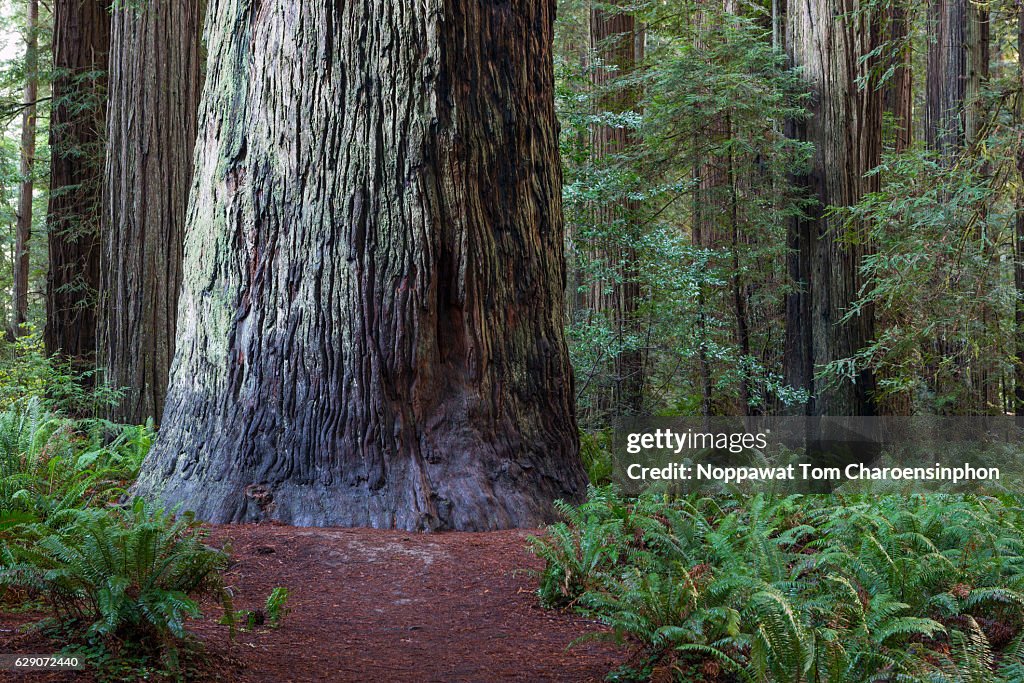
<box><xmin>1</xmin><ymin>526</ymin><xmax>624</xmax><ymax>682</ymax></box>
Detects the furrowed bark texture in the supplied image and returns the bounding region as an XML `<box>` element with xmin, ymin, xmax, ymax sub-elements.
<box><xmin>44</xmin><ymin>0</ymin><xmax>110</xmax><ymax>368</ymax></box>
<box><xmin>926</xmin><ymin>0</ymin><xmax>986</xmax><ymax>157</ymax></box>
<box><xmin>783</xmin><ymin>0</ymin><xmax>882</xmax><ymax>416</ymax></box>
<box><xmin>135</xmin><ymin>0</ymin><xmax>587</xmax><ymax>530</ymax></box>
<box><xmin>1015</xmin><ymin>0</ymin><xmax>1024</xmax><ymax>415</ymax></box>
<box><xmin>99</xmin><ymin>0</ymin><xmax>203</xmax><ymax>424</ymax></box>
<box><xmin>875</xmin><ymin>0</ymin><xmax>913</xmax><ymax>414</ymax></box>
<box><xmin>926</xmin><ymin>0</ymin><xmax>990</xmax><ymax>413</ymax></box>
<box><xmin>586</xmin><ymin>5</ymin><xmax>644</xmax><ymax>416</ymax></box>
<box><xmin>883</xmin><ymin>1</ymin><xmax>913</xmax><ymax>152</ymax></box>
<box><xmin>10</xmin><ymin>0</ymin><xmax>38</xmax><ymax>340</ymax></box>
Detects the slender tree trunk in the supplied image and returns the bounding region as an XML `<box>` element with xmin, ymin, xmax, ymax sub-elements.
<box><xmin>135</xmin><ymin>0</ymin><xmax>587</xmax><ymax>531</ymax></box>
<box><xmin>884</xmin><ymin>1</ymin><xmax>913</xmax><ymax>152</ymax></box>
<box><xmin>727</xmin><ymin>120</ymin><xmax>755</xmax><ymax>414</ymax></box>
<box><xmin>772</xmin><ymin>0</ymin><xmax>785</xmax><ymax>51</ymax></box>
<box><xmin>696</xmin><ymin>289</ymin><xmax>714</xmax><ymax>421</ymax></box>
<box><xmin>9</xmin><ymin>0</ymin><xmax>38</xmax><ymax>340</ymax></box>
<box><xmin>783</xmin><ymin>0</ymin><xmax>883</xmax><ymax>417</ymax></box>
<box><xmin>564</xmin><ymin>36</ymin><xmax>589</xmax><ymax>327</ymax></box>
<box><xmin>44</xmin><ymin>0</ymin><xmax>110</xmax><ymax>372</ymax></box>
<box><xmin>926</xmin><ymin>0</ymin><xmax>986</xmax><ymax>158</ymax></box>
<box><xmin>587</xmin><ymin>4</ymin><xmax>645</xmax><ymax>416</ymax></box>
<box><xmin>99</xmin><ymin>0</ymin><xmax>203</xmax><ymax>425</ymax></box>
<box><xmin>783</xmin><ymin>167</ymin><xmax>813</xmax><ymax>409</ymax></box>
<box><xmin>926</xmin><ymin>0</ymin><xmax>990</xmax><ymax>413</ymax></box>
<box><xmin>974</xmin><ymin>4</ymin><xmax>992</xmax><ymax>414</ymax></box>
<box><xmin>693</xmin><ymin>2</ymin><xmax>753</xmax><ymax>416</ymax></box>
<box><xmin>1014</xmin><ymin>0</ymin><xmax>1024</xmax><ymax>416</ymax></box>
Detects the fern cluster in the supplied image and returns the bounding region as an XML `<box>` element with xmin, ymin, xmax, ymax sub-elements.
<box><xmin>531</xmin><ymin>487</ymin><xmax>1024</xmax><ymax>682</ymax></box>
<box><xmin>0</xmin><ymin>396</ymin><xmax>151</xmax><ymax>532</ymax></box>
<box><xmin>0</xmin><ymin>397</ymin><xmax>232</xmax><ymax>673</ymax></box>
<box><xmin>1</xmin><ymin>499</ymin><xmax>231</xmax><ymax>666</ymax></box>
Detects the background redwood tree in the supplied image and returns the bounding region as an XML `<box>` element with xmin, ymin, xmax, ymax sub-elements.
<box><xmin>1015</xmin><ymin>0</ymin><xmax>1024</xmax><ymax>415</ymax></box>
<box><xmin>584</xmin><ymin>3</ymin><xmax>645</xmax><ymax>417</ymax></box>
<box><xmin>783</xmin><ymin>0</ymin><xmax>883</xmax><ymax>417</ymax></box>
<box><xmin>99</xmin><ymin>0</ymin><xmax>203</xmax><ymax>424</ymax></box>
<box><xmin>925</xmin><ymin>0</ymin><xmax>993</xmax><ymax>413</ymax></box>
<box><xmin>44</xmin><ymin>0</ymin><xmax>109</xmax><ymax>370</ymax></box>
<box><xmin>135</xmin><ymin>0</ymin><xmax>587</xmax><ymax>530</ymax></box>
<box><xmin>8</xmin><ymin>0</ymin><xmax>38</xmax><ymax>341</ymax></box>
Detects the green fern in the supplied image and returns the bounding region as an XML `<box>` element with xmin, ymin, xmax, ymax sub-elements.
<box><xmin>532</xmin><ymin>486</ymin><xmax>1024</xmax><ymax>682</ymax></box>
<box><xmin>0</xmin><ymin>499</ymin><xmax>231</xmax><ymax>661</ymax></box>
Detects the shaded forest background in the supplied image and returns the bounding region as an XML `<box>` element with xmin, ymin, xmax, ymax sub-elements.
<box><xmin>557</xmin><ymin>0</ymin><xmax>1024</xmax><ymax>425</ymax></box>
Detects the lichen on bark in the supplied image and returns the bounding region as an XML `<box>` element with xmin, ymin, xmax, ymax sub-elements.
<box><xmin>135</xmin><ymin>0</ymin><xmax>587</xmax><ymax>530</ymax></box>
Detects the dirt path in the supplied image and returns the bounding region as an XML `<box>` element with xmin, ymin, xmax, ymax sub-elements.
<box><xmin>2</xmin><ymin>526</ymin><xmax>623</xmax><ymax>682</ymax></box>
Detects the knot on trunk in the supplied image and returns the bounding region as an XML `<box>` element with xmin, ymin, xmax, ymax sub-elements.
<box><xmin>245</xmin><ymin>483</ymin><xmax>275</xmax><ymax>512</ymax></box>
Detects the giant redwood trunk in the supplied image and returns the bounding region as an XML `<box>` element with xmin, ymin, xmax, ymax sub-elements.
<box><xmin>783</xmin><ymin>0</ymin><xmax>882</xmax><ymax>416</ymax></box>
<box><xmin>99</xmin><ymin>0</ymin><xmax>203</xmax><ymax>424</ymax></box>
<box><xmin>44</xmin><ymin>0</ymin><xmax>110</xmax><ymax>368</ymax></box>
<box><xmin>134</xmin><ymin>0</ymin><xmax>587</xmax><ymax>530</ymax></box>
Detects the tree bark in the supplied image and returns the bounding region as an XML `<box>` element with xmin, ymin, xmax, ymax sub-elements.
<box><xmin>783</xmin><ymin>0</ymin><xmax>883</xmax><ymax>416</ymax></box>
<box><xmin>586</xmin><ymin>4</ymin><xmax>645</xmax><ymax>416</ymax></box>
<box><xmin>1015</xmin><ymin>0</ymin><xmax>1024</xmax><ymax>416</ymax></box>
<box><xmin>926</xmin><ymin>0</ymin><xmax>990</xmax><ymax>413</ymax></box>
<box><xmin>926</xmin><ymin>0</ymin><xmax>987</xmax><ymax>157</ymax></box>
<box><xmin>44</xmin><ymin>0</ymin><xmax>110</xmax><ymax>371</ymax></box>
<box><xmin>875</xmin><ymin>0</ymin><xmax>914</xmax><ymax>414</ymax></box>
<box><xmin>9</xmin><ymin>0</ymin><xmax>38</xmax><ymax>340</ymax></box>
<box><xmin>99</xmin><ymin>0</ymin><xmax>203</xmax><ymax>425</ymax></box>
<box><xmin>884</xmin><ymin>1</ymin><xmax>913</xmax><ymax>152</ymax></box>
<box><xmin>135</xmin><ymin>0</ymin><xmax>587</xmax><ymax>531</ymax></box>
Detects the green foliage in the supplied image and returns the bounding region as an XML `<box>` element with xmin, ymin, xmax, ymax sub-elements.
<box><xmin>530</xmin><ymin>489</ymin><xmax>636</xmax><ymax>607</ymax></box>
<box><xmin>0</xmin><ymin>396</ymin><xmax>151</xmax><ymax>530</ymax></box>
<box><xmin>831</xmin><ymin>141</ymin><xmax>1018</xmax><ymax>414</ymax></box>
<box><xmin>0</xmin><ymin>333</ymin><xmax>62</xmax><ymax>408</ymax></box>
<box><xmin>533</xmin><ymin>487</ymin><xmax>1024</xmax><ymax>681</ymax></box>
<box><xmin>556</xmin><ymin>0</ymin><xmax>1024</xmax><ymax>420</ymax></box>
<box><xmin>0</xmin><ymin>368</ymin><xmax>226</xmax><ymax>679</ymax></box>
<box><xmin>558</xmin><ymin>0</ymin><xmax>813</xmax><ymax>424</ymax></box>
<box><xmin>220</xmin><ymin>586</ymin><xmax>291</xmax><ymax>632</ymax></box>
<box><xmin>580</xmin><ymin>430</ymin><xmax>614</xmax><ymax>485</ymax></box>
<box><xmin>0</xmin><ymin>499</ymin><xmax>232</xmax><ymax>666</ymax></box>
<box><xmin>0</xmin><ymin>332</ymin><xmax>124</xmax><ymax>414</ymax></box>
<box><xmin>265</xmin><ymin>587</ymin><xmax>289</xmax><ymax>628</ymax></box>
<box><xmin>0</xmin><ymin>0</ymin><xmax>53</xmax><ymax>332</ymax></box>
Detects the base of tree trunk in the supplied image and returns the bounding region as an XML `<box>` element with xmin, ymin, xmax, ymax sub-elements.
<box><xmin>135</xmin><ymin>439</ymin><xmax>586</xmax><ymax>531</ymax></box>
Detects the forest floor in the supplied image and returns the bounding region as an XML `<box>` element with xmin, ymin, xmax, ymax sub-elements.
<box><xmin>0</xmin><ymin>526</ymin><xmax>625</xmax><ymax>682</ymax></box>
